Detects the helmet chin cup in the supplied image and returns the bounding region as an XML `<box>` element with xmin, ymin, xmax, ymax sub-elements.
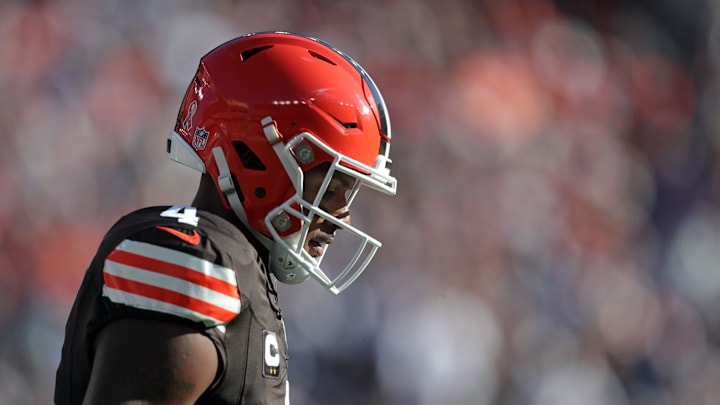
<box><xmin>269</xmin><ymin>239</ymin><xmax>311</xmax><ymax>285</ymax></box>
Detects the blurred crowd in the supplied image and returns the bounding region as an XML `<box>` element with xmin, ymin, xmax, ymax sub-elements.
<box><xmin>1</xmin><ymin>0</ymin><xmax>720</xmax><ymax>404</ymax></box>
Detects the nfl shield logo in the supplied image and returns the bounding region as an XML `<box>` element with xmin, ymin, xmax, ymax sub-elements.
<box><xmin>193</xmin><ymin>127</ymin><xmax>209</xmax><ymax>150</ymax></box>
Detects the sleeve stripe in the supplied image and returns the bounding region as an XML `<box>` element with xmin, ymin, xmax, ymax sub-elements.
<box><xmin>107</xmin><ymin>249</ymin><xmax>239</xmax><ymax>299</ymax></box>
<box><xmin>103</xmin><ymin>286</ymin><xmax>227</xmax><ymax>326</ymax></box>
<box><xmin>104</xmin><ymin>273</ymin><xmax>239</xmax><ymax>324</ymax></box>
<box><xmin>114</xmin><ymin>239</ymin><xmax>237</xmax><ymax>285</ymax></box>
<box><xmin>101</xmin><ymin>238</ymin><xmax>242</xmax><ymax>326</ymax></box>
<box><xmin>104</xmin><ymin>261</ymin><xmax>241</xmax><ymax>313</ymax></box>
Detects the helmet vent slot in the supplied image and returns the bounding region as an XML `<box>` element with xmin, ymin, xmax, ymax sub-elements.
<box><xmin>308</xmin><ymin>50</ymin><xmax>337</xmax><ymax>65</ymax></box>
<box><xmin>240</xmin><ymin>45</ymin><xmax>273</xmax><ymax>61</ymax></box>
<box><xmin>233</xmin><ymin>141</ymin><xmax>266</xmax><ymax>170</ymax></box>
<box><xmin>333</xmin><ymin>117</ymin><xmax>357</xmax><ymax>129</ymax></box>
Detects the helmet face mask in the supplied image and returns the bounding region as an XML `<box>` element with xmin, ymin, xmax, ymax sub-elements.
<box><xmin>168</xmin><ymin>31</ymin><xmax>397</xmax><ymax>294</ymax></box>
<box><xmin>263</xmin><ymin>130</ymin><xmax>395</xmax><ymax>294</ymax></box>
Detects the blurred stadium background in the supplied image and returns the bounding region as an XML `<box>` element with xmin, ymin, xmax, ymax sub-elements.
<box><xmin>1</xmin><ymin>0</ymin><xmax>720</xmax><ymax>403</ymax></box>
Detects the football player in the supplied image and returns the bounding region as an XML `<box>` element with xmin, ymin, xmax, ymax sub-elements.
<box><xmin>55</xmin><ymin>31</ymin><xmax>397</xmax><ymax>404</ymax></box>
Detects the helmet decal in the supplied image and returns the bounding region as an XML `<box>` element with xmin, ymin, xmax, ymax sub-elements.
<box><xmin>192</xmin><ymin>127</ymin><xmax>209</xmax><ymax>150</ymax></box>
<box><xmin>182</xmin><ymin>100</ymin><xmax>197</xmax><ymax>134</ymax></box>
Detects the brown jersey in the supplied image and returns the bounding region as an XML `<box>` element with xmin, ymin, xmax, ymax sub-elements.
<box><xmin>55</xmin><ymin>206</ymin><xmax>289</xmax><ymax>404</ymax></box>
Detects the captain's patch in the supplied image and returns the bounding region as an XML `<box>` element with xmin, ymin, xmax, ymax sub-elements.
<box><xmin>263</xmin><ymin>330</ymin><xmax>281</xmax><ymax>378</ymax></box>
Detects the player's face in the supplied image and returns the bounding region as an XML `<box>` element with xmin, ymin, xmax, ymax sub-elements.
<box><xmin>302</xmin><ymin>165</ymin><xmax>356</xmax><ymax>258</ymax></box>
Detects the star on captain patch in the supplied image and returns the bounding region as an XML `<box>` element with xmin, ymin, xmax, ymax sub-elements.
<box><xmin>192</xmin><ymin>127</ymin><xmax>209</xmax><ymax>150</ymax></box>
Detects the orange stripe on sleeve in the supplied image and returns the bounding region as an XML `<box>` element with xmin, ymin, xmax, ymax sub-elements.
<box><xmin>104</xmin><ymin>272</ymin><xmax>239</xmax><ymax>323</ymax></box>
<box><xmin>107</xmin><ymin>249</ymin><xmax>239</xmax><ymax>299</ymax></box>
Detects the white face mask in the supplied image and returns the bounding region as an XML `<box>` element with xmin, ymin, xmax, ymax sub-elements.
<box><xmin>262</xmin><ymin>129</ymin><xmax>396</xmax><ymax>295</ymax></box>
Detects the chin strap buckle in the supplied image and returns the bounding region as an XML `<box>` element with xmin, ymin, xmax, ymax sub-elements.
<box><xmin>213</xmin><ymin>147</ymin><xmax>236</xmax><ymax>197</ymax></box>
<box><xmin>217</xmin><ymin>174</ymin><xmax>235</xmax><ymax>195</ymax></box>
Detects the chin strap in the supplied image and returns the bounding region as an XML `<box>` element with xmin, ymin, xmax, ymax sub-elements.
<box><xmin>211</xmin><ymin>146</ymin><xmax>273</xmax><ymax>249</ymax></box>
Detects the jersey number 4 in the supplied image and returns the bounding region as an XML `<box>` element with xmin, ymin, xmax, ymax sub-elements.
<box><xmin>160</xmin><ymin>205</ymin><xmax>200</xmax><ymax>226</ymax></box>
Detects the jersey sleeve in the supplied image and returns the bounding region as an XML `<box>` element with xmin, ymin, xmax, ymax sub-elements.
<box><xmin>101</xmin><ymin>224</ymin><xmax>242</xmax><ymax>329</ymax></box>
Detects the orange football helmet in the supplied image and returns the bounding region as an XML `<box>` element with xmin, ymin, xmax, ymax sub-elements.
<box><xmin>167</xmin><ymin>31</ymin><xmax>396</xmax><ymax>294</ymax></box>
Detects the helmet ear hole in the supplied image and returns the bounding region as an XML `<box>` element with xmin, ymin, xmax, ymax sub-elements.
<box><xmin>233</xmin><ymin>141</ymin><xmax>266</xmax><ymax>170</ymax></box>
